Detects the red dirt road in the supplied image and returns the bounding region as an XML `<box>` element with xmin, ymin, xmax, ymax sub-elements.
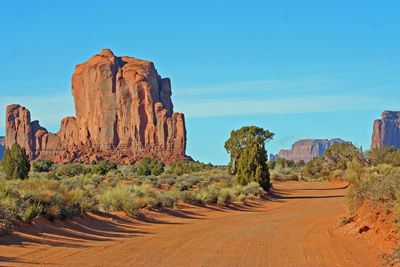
<box><xmin>0</xmin><ymin>181</ymin><xmax>380</xmax><ymax>266</ymax></box>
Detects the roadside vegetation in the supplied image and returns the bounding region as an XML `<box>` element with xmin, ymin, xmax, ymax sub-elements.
<box><xmin>0</xmin><ymin>143</ymin><xmax>265</xmax><ymax>235</ymax></box>
<box><xmin>269</xmin><ymin>143</ymin><xmax>400</xmax><ymax>251</ymax></box>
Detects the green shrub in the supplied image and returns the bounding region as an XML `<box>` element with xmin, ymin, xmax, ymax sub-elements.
<box><xmin>217</xmin><ymin>188</ymin><xmax>235</xmax><ymax>206</ymax></box>
<box><xmin>135</xmin><ymin>158</ymin><xmax>164</xmax><ymax>176</ymax></box>
<box><xmin>22</xmin><ymin>203</ymin><xmax>42</xmax><ymax>223</ymax></box>
<box><xmin>32</xmin><ymin>159</ymin><xmax>54</xmax><ymax>172</ymax></box>
<box><xmin>1</xmin><ymin>143</ymin><xmax>31</xmax><ymax>180</ymax></box>
<box><xmin>167</xmin><ymin>161</ymin><xmax>213</xmax><ymax>176</ymax></box>
<box><xmin>91</xmin><ymin>160</ymin><xmax>117</xmax><ymax>175</ymax></box>
<box><xmin>56</xmin><ymin>163</ymin><xmax>87</xmax><ymax>177</ymax></box>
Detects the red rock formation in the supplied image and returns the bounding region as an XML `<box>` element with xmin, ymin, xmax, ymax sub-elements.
<box><xmin>271</xmin><ymin>138</ymin><xmax>350</xmax><ymax>163</ymax></box>
<box><xmin>371</xmin><ymin>111</ymin><xmax>400</xmax><ymax>150</ymax></box>
<box><xmin>5</xmin><ymin>49</ymin><xmax>189</xmax><ymax>164</ymax></box>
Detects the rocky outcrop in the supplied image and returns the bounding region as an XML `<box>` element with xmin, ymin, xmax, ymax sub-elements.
<box><xmin>271</xmin><ymin>138</ymin><xmax>350</xmax><ymax>163</ymax></box>
<box><xmin>5</xmin><ymin>49</ymin><xmax>189</xmax><ymax>164</ymax></box>
<box><xmin>0</xmin><ymin>136</ymin><xmax>5</xmax><ymax>161</ymax></box>
<box><xmin>371</xmin><ymin>111</ymin><xmax>400</xmax><ymax>150</ymax></box>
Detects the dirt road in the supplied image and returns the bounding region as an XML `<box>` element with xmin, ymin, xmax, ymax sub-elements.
<box><xmin>0</xmin><ymin>181</ymin><xmax>380</xmax><ymax>266</ymax></box>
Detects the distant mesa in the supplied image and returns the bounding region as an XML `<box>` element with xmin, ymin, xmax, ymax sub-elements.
<box><xmin>0</xmin><ymin>136</ymin><xmax>5</xmax><ymax>161</ymax></box>
<box><xmin>371</xmin><ymin>111</ymin><xmax>400</xmax><ymax>150</ymax></box>
<box><xmin>5</xmin><ymin>49</ymin><xmax>190</xmax><ymax>164</ymax></box>
<box><xmin>270</xmin><ymin>138</ymin><xmax>350</xmax><ymax>163</ymax></box>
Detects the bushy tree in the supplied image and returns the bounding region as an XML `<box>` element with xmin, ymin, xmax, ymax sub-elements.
<box><xmin>91</xmin><ymin>160</ymin><xmax>117</xmax><ymax>175</ymax></box>
<box><xmin>366</xmin><ymin>146</ymin><xmax>395</xmax><ymax>166</ymax></box>
<box><xmin>225</xmin><ymin>126</ymin><xmax>274</xmax><ymax>190</ymax></box>
<box><xmin>1</xmin><ymin>143</ymin><xmax>30</xmax><ymax>180</ymax></box>
<box><xmin>135</xmin><ymin>157</ymin><xmax>164</xmax><ymax>176</ymax></box>
<box><xmin>32</xmin><ymin>159</ymin><xmax>54</xmax><ymax>172</ymax></box>
<box><xmin>322</xmin><ymin>143</ymin><xmax>364</xmax><ymax>171</ymax></box>
<box><xmin>225</xmin><ymin>126</ymin><xmax>274</xmax><ymax>175</ymax></box>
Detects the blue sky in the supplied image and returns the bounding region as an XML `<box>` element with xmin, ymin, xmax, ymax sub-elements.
<box><xmin>1</xmin><ymin>1</ymin><xmax>399</xmax><ymax>164</ymax></box>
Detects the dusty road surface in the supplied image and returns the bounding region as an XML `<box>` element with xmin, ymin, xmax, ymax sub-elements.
<box><xmin>0</xmin><ymin>181</ymin><xmax>380</xmax><ymax>267</ymax></box>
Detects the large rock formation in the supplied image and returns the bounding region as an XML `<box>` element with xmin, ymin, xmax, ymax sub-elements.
<box><xmin>270</xmin><ymin>138</ymin><xmax>350</xmax><ymax>163</ymax></box>
<box><xmin>371</xmin><ymin>111</ymin><xmax>400</xmax><ymax>150</ymax></box>
<box><xmin>5</xmin><ymin>49</ymin><xmax>189</xmax><ymax>164</ymax></box>
<box><xmin>0</xmin><ymin>136</ymin><xmax>5</xmax><ymax>161</ymax></box>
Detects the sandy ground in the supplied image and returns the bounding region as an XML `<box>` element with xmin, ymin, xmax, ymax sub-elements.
<box><xmin>0</xmin><ymin>181</ymin><xmax>382</xmax><ymax>267</ymax></box>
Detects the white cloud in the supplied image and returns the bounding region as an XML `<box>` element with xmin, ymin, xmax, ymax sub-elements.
<box><xmin>175</xmin><ymin>95</ymin><xmax>396</xmax><ymax>118</ymax></box>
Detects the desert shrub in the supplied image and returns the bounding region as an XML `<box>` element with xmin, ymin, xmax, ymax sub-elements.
<box><xmin>343</xmin><ymin>159</ymin><xmax>365</xmax><ymax>184</ymax></box>
<box><xmin>366</xmin><ymin>146</ymin><xmax>395</xmax><ymax>166</ymax></box>
<box><xmin>323</xmin><ymin>143</ymin><xmax>364</xmax><ymax>171</ymax></box>
<box><xmin>22</xmin><ymin>203</ymin><xmax>42</xmax><ymax>223</ymax></box>
<box><xmin>135</xmin><ymin>158</ymin><xmax>164</xmax><ymax>176</ymax></box>
<box><xmin>166</xmin><ymin>161</ymin><xmax>213</xmax><ymax>176</ymax></box>
<box><xmin>32</xmin><ymin>159</ymin><xmax>54</xmax><ymax>172</ymax></box>
<box><xmin>56</xmin><ymin>163</ymin><xmax>87</xmax><ymax>177</ymax></box>
<box><xmin>180</xmin><ymin>190</ymin><xmax>202</xmax><ymax>205</ymax></box>
<box><xmin>2</xmin><ymin>143</ymin><xmax>30</xmax><ymax>180</ymax></box>
<box><xmin>91</xmin><ymin>160</ymin><xmax>117</xmax><ymax>175</ymax></box>
<box><xmin>346</xmin><ymin>169</ymin><xmax>400</xmax><ymax>209</ymax></box>
<box><xmin>217</xmin><ymin>188</ymin><xmax>235</xmax><ymax>206</ymax></box>
<box><xmin>241</xmin><ymin>181</ymin><xmax>263</xmax><ymax>197</ymax></box>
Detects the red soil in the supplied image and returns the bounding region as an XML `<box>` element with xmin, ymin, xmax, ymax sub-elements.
<box><xmin>0</xmin><ymin>181</ymin><xmax>384</xmax><ymax>266</ymax></box>
<box><xmin>339</xmin><ymin>200</ymin><xmax>400</xmax><ymax>266</ymax></box>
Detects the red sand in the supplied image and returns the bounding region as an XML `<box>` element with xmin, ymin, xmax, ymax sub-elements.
<box><xmin>0</xmin><ymin>181</ymin><xmax>384</xmax><ymax>266</ymax></box>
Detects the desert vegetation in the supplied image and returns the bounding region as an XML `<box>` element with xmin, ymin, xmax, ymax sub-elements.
<box><xmin>225</xmin><ymin>126</ymin><xmax>274</xmax><ymax>190</ymax></box>
<box><xmin>273</xmin><ymin>144</ymin><xmax>400</xmax><ymax>232</ymax></box>
<box><xmin>0</xmin><ymin>144</ymin><xmax>265</xmax><ymax>235</ymax></box>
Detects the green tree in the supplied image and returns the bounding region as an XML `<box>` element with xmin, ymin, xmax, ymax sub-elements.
<box><xmin>366</xmin><ymin>146</ymin><xmax>395</xmax><ymax>166</ymax></box>
<box><xmin>135</xmin><ymin>157</ymin><xmax>164</xmax><ymax>176</ymax></box>
<box><xmin>91</xmin><ymin>160</ymin><xmax>117</xmax><ymax>175</ymax></box>
<box><xmin>225</xmin><ymin>126</ymin><xmax>274</xmax><ymax>190</ymax></box>
<box><xmin>322</xmin><ymin>143</ymin><xmax>364</xmax><ymax>171</ymax></box>
<box><xmin>1</xmin><ymin>143</ymin><xmax>31</xmax><ymax>179</ymax></box>
<box><xmin>224</xmin><ymin>126</ymin><xmax>274</xmax><ymax>175</ymax></box>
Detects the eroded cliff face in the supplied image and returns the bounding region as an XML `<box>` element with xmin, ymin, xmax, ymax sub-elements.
<box><xmin>5</xmin><ymin>49</ymin><xmax>188</xmax><ymax>164</ymax></box>
<box><xmin>371</xmin><ymin>111</ymin><xmax>400</xmax><ymax>150</ymax></box>
<box><xmin>271</xmin><ymin>138</ymin><xmax>349</xmax><ymax>163</ymax></box>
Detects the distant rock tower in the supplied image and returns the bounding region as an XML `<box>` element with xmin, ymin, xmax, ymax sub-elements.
<box><xmin>5</xmin><ymin>49</ymin><xmax>189</xmax><ymax>164</ymax></box>
<box><xmin>371</xmin><ymin>111</ymin><xmax>400</xmax><ymax>150</ymax></box>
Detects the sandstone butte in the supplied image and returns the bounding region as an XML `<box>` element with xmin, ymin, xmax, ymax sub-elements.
<box><xmin>371</xmin><ymin>110</ymin><xmax>400</xmax><ymax>150</ymax></box>
<box><xmin>270</xmin><ymin>138</ymin><xmax>350</xmax><ymax>163</ymax></box>
<box><xmin>5</xmin><ymin>49</ymin><xmax>190</xmax><ymax>164</ymax></box>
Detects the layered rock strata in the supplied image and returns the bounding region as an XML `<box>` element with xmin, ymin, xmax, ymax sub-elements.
<box><xmin>5</xmin><ymin>49</ymin><xmax>189</xmax><ymax>164</ymax></box>
<box><xmin>371</xmin><ymin>111</ymin><xmax>400</xmax><ymax>150</ymax></box>
<box><xmin>270</xmin><ymin>138</ymin><xmax>350</xmax><ymax>163</ymax></box>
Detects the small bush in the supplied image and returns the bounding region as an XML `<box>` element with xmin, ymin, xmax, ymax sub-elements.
<box><xmin>167</xmin><ymin>161</ymin><xmax>213</xmax><ymax>176</ymax></box>
<box><xmin>32</xmin><ymin>159</ymin><xmax>54</xmax><ymax>172</ymax></box>
<box><xmin>135</xmin><ymin>158</ymin><xmax>164</xmax><ymax>176</ymax></box>
<box><xmin>217</xmin><ymin>188</ymin><xmax>235</xmax><ymax>206</ymax></box>
<box><xmin>91</xmin><ymin>161</ymin><xmax>117</xmax><ymax>175</ymax></box>
<box><xmin>22</xmin><ymin>203</ymin><xmax>42</xmax><ymax>223</ymax></box>
<box><xmin>56</xmin><ymin>163</ymin><xmax>87</xmax><ymax>177</ymax></box>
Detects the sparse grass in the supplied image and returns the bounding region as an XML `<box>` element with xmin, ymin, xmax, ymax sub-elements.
<box><xmin>0</xmin><ymin>163</ymin><xmax>264</xmax><ymax>233</ymax></box>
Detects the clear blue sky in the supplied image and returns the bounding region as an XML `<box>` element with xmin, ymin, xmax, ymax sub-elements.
<box><xmin>1</xmin><ymin>1</ymin><xmax>399</xmax><ymax>164</ymax></box>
